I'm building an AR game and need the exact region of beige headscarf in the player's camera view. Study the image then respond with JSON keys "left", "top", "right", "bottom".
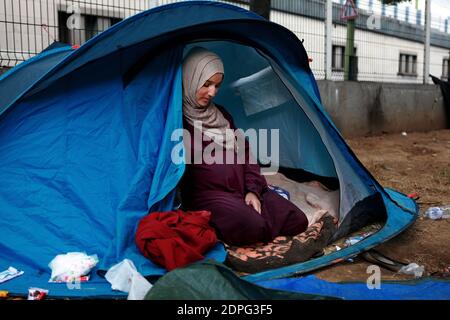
{"left": 182, "top": 47, "right": 236, "bottom": 150}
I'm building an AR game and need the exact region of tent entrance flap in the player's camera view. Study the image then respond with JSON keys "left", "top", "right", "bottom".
{"left": 182, "top": 40, "right": 388, "bottom": 240}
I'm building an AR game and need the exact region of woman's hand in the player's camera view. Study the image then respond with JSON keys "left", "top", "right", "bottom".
{"left": 245, "top": 192, "right": 261, "bottom": 214}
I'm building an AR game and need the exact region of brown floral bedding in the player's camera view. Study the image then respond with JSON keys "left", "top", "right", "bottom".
{"left": 225, "top": 215, "right": 337, "bottom": 274}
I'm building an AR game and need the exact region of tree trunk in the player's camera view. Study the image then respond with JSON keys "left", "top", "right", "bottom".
{"left": 249, "top": 0, "right": 271, "bottom": 20}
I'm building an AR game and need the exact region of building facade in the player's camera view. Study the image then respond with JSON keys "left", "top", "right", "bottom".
{"left": 1, "top": 0, "right": 449, "bottom": 83}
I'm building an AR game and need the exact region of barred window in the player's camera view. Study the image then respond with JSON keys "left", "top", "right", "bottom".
{"left": 332, "top": 45, "right": 345, "bottom": 71}
{"left": 398, "top": 53, "right": 417, "bottom": 76}
{"left": 332, "top": 45, "right": 356, "bottom": 71}
{"left": 442, "top": 58, "right": 449, "bottom": 80}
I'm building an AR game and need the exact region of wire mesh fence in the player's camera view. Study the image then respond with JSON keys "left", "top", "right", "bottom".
{"left": 0, "top": 0, "right": 151, "bottom": 71}
{"left": 1, "top": 0, "right": 449, "bottom": 83}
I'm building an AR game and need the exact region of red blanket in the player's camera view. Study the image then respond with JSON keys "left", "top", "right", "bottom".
{"left": 135, "top": 209, "right": 217, "bottom": 271}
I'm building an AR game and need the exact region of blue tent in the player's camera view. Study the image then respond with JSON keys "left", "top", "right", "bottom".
{"left": 257, "top": 275, "right": 450, "bottom": 300}
{"left": 0, "top": 1, "right": 418, "bottom": 298}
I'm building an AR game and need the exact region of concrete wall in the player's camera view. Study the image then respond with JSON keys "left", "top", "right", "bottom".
{"left": 318, "top": 80, "right": 447, "bottom": 137}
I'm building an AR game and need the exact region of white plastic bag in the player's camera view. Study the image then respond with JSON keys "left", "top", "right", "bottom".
{"left": 398, "top": 263, "right": 425, "bottom": 278}
{"left": 424, "top": 206, "right": 450, "bottom": 220}
{"left": 0, "top": 266, "right": 24, "bottom": 284}
{"left": 48, "top": 252, "right": 98, "bottom": 282}
{"left": 105, "top": 259, "right": 152, "bottom": 300}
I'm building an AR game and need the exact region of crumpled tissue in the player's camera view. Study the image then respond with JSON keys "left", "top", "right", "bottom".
{"left": 105, "top": 259, "right": 153, "bottom": 300}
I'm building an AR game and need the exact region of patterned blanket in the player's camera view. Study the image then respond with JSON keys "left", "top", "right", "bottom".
{"left": 225, "top": 215, "right": 337, "bottom": 274}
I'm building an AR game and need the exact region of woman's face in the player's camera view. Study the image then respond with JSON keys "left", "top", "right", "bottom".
{"left": 196, "top": 73, "right": 224, "bottom": 107}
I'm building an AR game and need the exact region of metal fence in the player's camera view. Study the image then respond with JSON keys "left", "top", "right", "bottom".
{"left": 1, "top": 0, "right": 449, "bottom": 83}
{"left": 0, "top": 0, "right": 151, "bottom": 71}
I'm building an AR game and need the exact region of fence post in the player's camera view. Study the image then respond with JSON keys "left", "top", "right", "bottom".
{"left": 325, "top": 0, "right": 333, "bottom": 80}
{"left": 448, "top": 52, "right": 450, "bottom": 81}
{"left": 423, "top": 0, "right": 431, "bottom": 84}
{"left": 344, "top": 19, "right": 355, "bottom": 81}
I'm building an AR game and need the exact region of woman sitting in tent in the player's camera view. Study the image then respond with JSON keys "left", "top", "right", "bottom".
{"left": 179, "top": 47, "right": 310, "bottom": 246}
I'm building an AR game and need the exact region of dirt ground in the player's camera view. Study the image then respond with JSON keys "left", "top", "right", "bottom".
{"left": 312, "top": 129, "right": 450, "bottom": 282}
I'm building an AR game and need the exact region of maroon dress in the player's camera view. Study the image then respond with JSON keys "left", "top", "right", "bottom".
{"left": 180, "top": 106, "right": 308, "bottom": 246}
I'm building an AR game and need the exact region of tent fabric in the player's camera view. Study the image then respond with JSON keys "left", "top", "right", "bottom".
{"left": 0, "top": 44, "right": 74, "bottom": 117}
{"left": 0, "top": 269, "right": 128, "bottom": 299}
{"left": 41, "top": 41, "right": 74, "bottom": 53}
{"left": 0, "top": 43, "right": 226, "bottom": 297}
{"left": 19, "top": 2, "right": 269, "bottom": 101}
{"left": 257, "top": 275, "right": 450, "bottom": 300}
{"left": 144, "top": 261, "right": 340, "bottom": 300}
{"left": 0, "top": 1, "right": 418, "bottom": 298}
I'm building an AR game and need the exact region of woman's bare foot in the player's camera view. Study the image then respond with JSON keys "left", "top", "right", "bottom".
{"left": 308, "top": 209, "right": 338, "bottom": 226}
